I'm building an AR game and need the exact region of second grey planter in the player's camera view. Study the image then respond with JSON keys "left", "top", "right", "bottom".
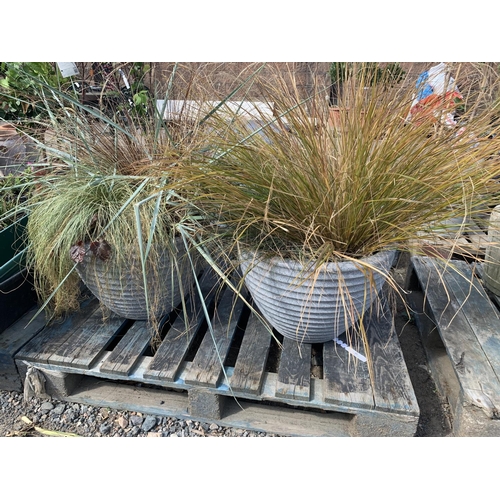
{"left": 239, "top": 249, "right": 396, "bottom": 343}
{"left": 75, "top": 238, "right": 194, "bottom": 320}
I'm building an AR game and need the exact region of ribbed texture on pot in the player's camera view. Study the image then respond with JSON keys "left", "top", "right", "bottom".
{"left": 239, "top": 250, "right": 396, "bottom": 343}
{"left": 75, "top": 239, "right": 193, "bottom": 320}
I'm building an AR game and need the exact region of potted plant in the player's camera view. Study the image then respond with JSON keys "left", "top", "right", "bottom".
{"left": 177, "top": 63, "right": 500, "bottom": 350}
{"left": 3, "top": 64, "right": 225, "bottom": 339}
{"left": 6, "top": 62, "right": 269, "bottom": 346}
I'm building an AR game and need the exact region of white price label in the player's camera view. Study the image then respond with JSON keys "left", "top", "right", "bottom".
{"left": 334, "top": 338, "right": 367, "bottom": 362}
{"left": 57, "top": 62, "right": 79, "bottom": 78}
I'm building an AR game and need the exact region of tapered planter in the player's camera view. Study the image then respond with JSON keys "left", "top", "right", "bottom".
{"left": 75, "top": 238, "right": 194, "bottom": 320}
{"left": 239, "top": 249, "right": 396, "bottom": 343}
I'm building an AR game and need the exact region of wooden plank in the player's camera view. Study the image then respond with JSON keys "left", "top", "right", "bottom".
{"left": 0, "top": 307, "right": 47, "bottom": 357}
{"left": 143, "top": 268, "right": 220, "bottom": 382}
{"left": 472, "top": 213, "right": 490, "bottom": 231}
{"left": 65, "top": 377, "right": 356, "bottom": 437}
{"left": 436, "top": 260, "right": 500, "bottom": 377}
{"left": 411, "top": 216, "right": 488, "bottom": 258}
{"left": 15, "top": 298, "right": 100, "bottom": 364}
{"left": 47, "top": 309, "right": 129, "bottom": 369}
{"left": 183, "top": 284, "right": 246, "bottom": 388}
{"left": 275, "top": 337, "right": 311, "bottom": 401}
{"left": 412, "top": 256, "right": 500, "bottom": 415}
{"left": 366, "top": 296, "right": 420, "bottom": 415}
{"left": 99, "top": 320, "right": 151, "bottom": 375}
{"left": 463, "top": 217, "right": 487, "bottom": 254}
{"left": 229, "top": 312, "right": 273, "bottom": 395}
{"left": 0, "top": 307, "right": 47, "bottom": 392}
{"left": 322, "top": 336, "right": 373, "bottom": 410}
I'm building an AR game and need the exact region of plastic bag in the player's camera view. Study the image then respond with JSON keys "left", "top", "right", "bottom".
{"left": 407, "top": 62, "right": 463, "bottom": 127}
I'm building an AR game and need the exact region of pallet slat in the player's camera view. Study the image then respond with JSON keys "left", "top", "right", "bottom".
{"left": 275, "top": 338, "right": 311, "bottom": 401}
{"left": 323, "top": 337, "right": 373, "bottom": 409}
{"left": 47, "top": 309, "right": 128, "bottom": 369}
{"left": 367, "top": 297, "right": 419, "bottom": 414}
{"left": 143, "top": 269, "right": 220, "bottom": 382}
{"left": 411, "top": 256, "right": 500, "bottom": 415}
{"left": 15, "top": 298, "right": 100, "bottom": 364}
{"left": 100, "top": 320, "right": 151, "bottom": 375}
{"left": 183, "top": 285, "right": 245, "bottom": 387}
{"left": 442, "top": 260, "right": 500, "bottom": 373}
{"left": 229, "top": 312, "right": 273, "bottom": 395}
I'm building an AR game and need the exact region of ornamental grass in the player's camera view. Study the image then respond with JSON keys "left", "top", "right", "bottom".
{"left": 177, "top": 63, "right": 500, "bottom": 265}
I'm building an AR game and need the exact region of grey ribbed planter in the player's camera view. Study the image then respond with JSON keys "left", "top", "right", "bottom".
{"left": 75, "top": 238, "right": 193, "bottom": 320}
{"left": 239, "top": 249, "right": 396, "bottom": 343}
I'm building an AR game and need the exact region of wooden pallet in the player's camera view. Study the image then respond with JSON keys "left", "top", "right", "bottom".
{"left": 406, "top": 255, "right": 500, "bottom": 436}
{"left": 14, "top": 268, "right": 419, "bottom": 437}
{"left": 411, "top": 216, "right": 489, "bottom": 259}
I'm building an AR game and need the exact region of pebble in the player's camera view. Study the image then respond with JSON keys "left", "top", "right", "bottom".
{"left": 117, "top": 416, "right": 128, "bottom": 429}
{"left": 141, "top": 416, "right": 157, "bottom": 432}
{"left": 64, "top": 410, "right": 76, "bottom": 422}
{"left": 52, "top": 404, "right": 66, "bottom": 415}
{"left": 0, "top": 390, "right": 282, "bottom": 437}
{"left": 40, "top": 402, "right": 54, "bottom": 413}
{"left": 128, "top": 426, "right": 140, "bottom": 437}
{"left": 129, "top": 415, "right": 143, "bottom": 427}
{"left": 99, "top": 423, "right": 112, "bottom": 435}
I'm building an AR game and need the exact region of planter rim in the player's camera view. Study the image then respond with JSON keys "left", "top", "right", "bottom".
{"left": 239, "top": 248, "right": 396, "bottom": 274}
{"left": 0, "top": 214, "right": 29, "bottom": 236}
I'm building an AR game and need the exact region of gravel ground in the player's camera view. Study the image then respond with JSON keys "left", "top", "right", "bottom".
{"left": 0, "top": 390, "right": 279, "bottom": 437}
